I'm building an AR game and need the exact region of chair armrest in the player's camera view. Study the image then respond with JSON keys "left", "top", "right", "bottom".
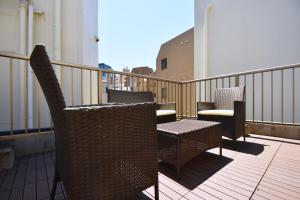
{"left": 197, "top": 102, "right": 215, "bottom": 111}
{"left": 157, "top": 102, "right": 176, "bottom": 110}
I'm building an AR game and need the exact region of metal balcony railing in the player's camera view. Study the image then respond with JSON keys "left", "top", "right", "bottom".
{"left": 0, "top": 52, "right": 299, "bottom": 135}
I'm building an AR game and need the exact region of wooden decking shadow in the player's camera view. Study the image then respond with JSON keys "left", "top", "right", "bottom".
{"left": 222, "top": 139, "right": 266, "bottom": 155}
{"left": 159, "top": 152, "right": 232, "bottom": 190}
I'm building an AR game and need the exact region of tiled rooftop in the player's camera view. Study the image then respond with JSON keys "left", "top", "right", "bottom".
{"left": 0, "top": 134, "right": 299, "bottom": 200}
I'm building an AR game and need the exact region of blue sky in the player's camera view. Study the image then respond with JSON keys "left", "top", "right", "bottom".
{"left": 98, "top": 0, "right": 194, "bottom": 71}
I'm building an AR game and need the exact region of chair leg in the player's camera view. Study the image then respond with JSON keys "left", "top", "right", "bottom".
{"left": 154, "top": 183, "right": 159, "bottom": 200}
{"left": 50, "top": 170, "right": 60, "bottom": 200}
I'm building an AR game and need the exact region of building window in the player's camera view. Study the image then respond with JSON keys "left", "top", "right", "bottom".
{"left": 162, "top": 88, "right": 167, "bottom": 99}
{"left": 161, "top": 58, "right": 167, "bottom": 70}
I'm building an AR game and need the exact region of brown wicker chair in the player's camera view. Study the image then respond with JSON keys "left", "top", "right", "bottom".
{"left": 107, "top": 89, "right": 176, "bottom": 124}
{"left": 197, "top": 86, "right": 246, "bottom": 141}
{"left": 30, "top": 45, "right": 159, "bottom": 200}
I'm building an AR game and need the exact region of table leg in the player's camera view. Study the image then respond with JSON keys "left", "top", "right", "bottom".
{"left": 176, "top": 138, "right": 181, "bottom": 180}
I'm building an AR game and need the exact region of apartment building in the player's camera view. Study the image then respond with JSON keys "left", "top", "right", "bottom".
{"left": 155, "top": 28, "right": 195, "bottom": 116}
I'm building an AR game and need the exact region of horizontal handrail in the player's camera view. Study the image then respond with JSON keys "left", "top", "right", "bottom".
{"left": 0, "top": 52, "right": 180, "bottom": 84}
{"left": 183, "top": 63, "right": 300, "bottom": 83}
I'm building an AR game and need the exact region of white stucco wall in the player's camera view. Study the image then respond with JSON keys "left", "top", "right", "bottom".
{"left": 0, "top": 0, "right": 98, "bottom": 131}
{"left": 195, "top": 0, "right": 300, "bottom": 78}
{"left": 194, "top": 0, "right": 300, "bottom": 124}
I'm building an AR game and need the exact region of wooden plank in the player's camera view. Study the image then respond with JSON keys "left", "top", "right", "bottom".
{"left": 159, "top": 174, "right": 189, "bottom": 196}
{"left": 256, "top": 185, "right": 299, "bottom": 200}
{"left": 0, "top": 160, "right": 19, "bottom": 191}
{"left": 37, "top": 179, "right": 50, "bottom": 200}
{"left": 12, "top": 157, "right": 27, "bottom": 188}
{"left": 23, "top": 183, "right": 36, "bottom": 200}
{"left": 158, "top": 183, "right": 182, "bottom": 200}
{"left": 259, "top": 180, "right": 300, "bottom": 198}
{"left": 183, "top": 191, "right": 205, "bottom": 200}
{"left": 197, "top": 184, "right": 236, "bottom": 200}
{"left": 0, "top": 190, "right": 10, "bottom": 200}
{"left": 190, "top": 188, "right": 220, "bottom": 200}
{"left": 203, "top": 180, "right": 249, "bottom": 200}
{"left": 9, "top": 187, "right": 23, "bottom": 200}
{"left": 250, "top": 194, "right": 268, "bottom": 200}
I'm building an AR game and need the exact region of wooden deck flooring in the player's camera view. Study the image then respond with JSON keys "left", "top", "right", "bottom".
{"left": 0, "top": 134, "right": 299, "bottom": 200}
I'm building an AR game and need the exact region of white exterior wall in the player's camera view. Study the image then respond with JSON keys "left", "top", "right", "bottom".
{"left": 194, "top": 0, "right": 300, "bottom": 124}
{"left": 0, "top": 0, "right": 98, "bottom": 131}
{"left": 195, "top": 0, "right": 300, "bottom": 78}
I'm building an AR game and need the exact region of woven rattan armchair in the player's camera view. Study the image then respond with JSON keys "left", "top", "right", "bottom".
{"left": 197, "top": 86, "right": 246, "bottom": 141}
{"left": 30, "top": 45, "right": 159, "bottom": 200}
{"left": 107, "top": 89, "right": 176, "bottom": 124}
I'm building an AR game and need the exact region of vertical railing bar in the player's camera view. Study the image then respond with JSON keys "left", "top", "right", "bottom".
{"left": 113, "top": 73, "right": 116, "bottom": 90}
{"left": 60, "top": 65, "right": 64, "bottom": 92}
{"left": 37, "top": 79, "right": 40, "bottom": 133}
{"left": 142, "top": 77, "right": 144, "bottom": 92}
{"left": 98, "top": 71, "right": 103, "bottom": 104}
{"left": 244, "top": 75, "right": 247, "bottom": 119}
{"left": 204, "top": 81, "right": 206, "bottom": 102}
{"left": 106, "top": 72, "right": 110, "bottom": 91}
{"left": 253, "top": 73, "right": 255, "bottom": 122}
{"left": 71, "top": 68, "right": 74, "bottom": 105}
{"left": 156, "top": 80, "right": 159, "bottom": 102}
{"left": 271, "top": 71, "right": 273, "bottom": 123}
{"left": 9, "top": 58, "right": 13, "bottom": 134}
{"left": 97, "top": 71, "right": 100, "bottom": 104}
{"left": 222, "top": 78, "right": 224, "bottom": 88}
{"left": 137, "top": 77, "right": 140, "bottom": 92}
{"left": 81, "top": 68, "right": 83, "bottom": 104}
{"left": 281, "top": 70, "right": 284, "bottom": 124}
{"left": 146, "top": 78, "right": 149, "bottom": 91}
{"left": 210, "top": 80, "right": 212, "bottom": 102}
{"left": 90, "top": 70, "right": 92, "bottom": 104}
{"left": 190, "top": 83, "right": 192, "bottom": 118}
{"left": 25, "top": 61, "right": 28, "bottom": 133}
{"left": 292, "top": 67, "right": 295, "bottom": 125}
{"left": 216, "top": 79, "right": 218, "bottom": 89}
{"left": 168, "top": 82, "right": 170, "bottom": 102}
{"left": 262, "top": 72, "right": 264, "bottom": 123}
{"left": 181, "top": 83, "right": 183, "bottom": 118}
{"left": 160, "top": 81, "right": 163, "bottom": 103}
{"left": 194, "top": 82, "right": 197, "bottom": 117}
{"left": 229, "top": 76, "right": 231, "bottom": 88}
{"left": 185, "top": 83, "right": 187, "bottom": 117}
{"left": 126, "top": 75, "right": 129, "bottom": 91}
{"left": 120, "top": 74, "right": 123, "bottom": 91}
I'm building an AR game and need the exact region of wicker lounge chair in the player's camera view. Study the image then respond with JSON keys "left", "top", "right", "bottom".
{"left": 30, "top": 45, "right": 159, "bottom": 200}
{"left": 107, "top": 89, "right": 176, "bottom": 124}
{"left": 197, "top": 86, "right": 246, "bottom": 141}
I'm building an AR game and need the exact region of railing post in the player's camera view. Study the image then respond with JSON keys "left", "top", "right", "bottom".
{"left": 235, "top": 75, "right": 239, "bottom": 87}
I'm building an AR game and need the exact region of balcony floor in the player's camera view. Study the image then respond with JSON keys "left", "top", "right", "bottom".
{"left": 0, "top": 134, "right": 299, "bottom": 200}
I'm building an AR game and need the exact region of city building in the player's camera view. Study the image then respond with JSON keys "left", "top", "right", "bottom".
{"left": 156, "top": 28, "right": 195, "bottom": 116}
{"left": 156, "top": 28, "right": 194, "bottom": 82}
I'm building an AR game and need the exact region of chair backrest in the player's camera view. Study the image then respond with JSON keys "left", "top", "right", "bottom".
{"left": 107, "top": 89, "right": 154, "bottom": 104}
{"left": 29, "top": 45, "right": 66, "bottom": 175}
{"left": 214, "top": 86, "right": 245, "bottom": 109}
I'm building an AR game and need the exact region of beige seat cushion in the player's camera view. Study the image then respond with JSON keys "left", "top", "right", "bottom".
{"left": 156, "top": 110, "right": 176, "bottom": 116}
{"left": 198, "top": 109, "right": 234, "bottom": 116}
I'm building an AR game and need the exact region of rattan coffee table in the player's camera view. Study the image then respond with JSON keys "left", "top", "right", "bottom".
{"left": 157, "top": 119, "right": 222, "bottom": 179}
